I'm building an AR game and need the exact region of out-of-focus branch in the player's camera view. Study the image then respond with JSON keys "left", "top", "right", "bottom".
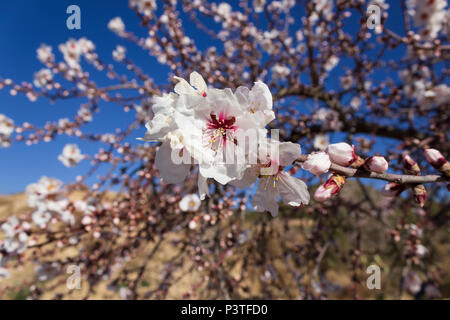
{"left": 275, "top": 85, "right": 428, "bottom": 141}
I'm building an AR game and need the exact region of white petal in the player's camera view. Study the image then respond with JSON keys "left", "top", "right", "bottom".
{"left": 278, "top": 142, "right": 302, "bottom": 166}
{"left": 189, "top": 71, "right": 207, "bottom": 94}
{"left": 198, "top": 174, "right": 210, "bottom": 200}
{"left": 230, "top": 167, "right": 258, "bottom": 189}
{"left": 199, "top": 163, "right": 234, "bottom": 185}
{"left": 278, "top": 172, "right": 310, "bottom": 206}
{"left": 252, "top": 179, "right": 279, "bottom": 217}
{"left": 155, "top": 141, "right": 190, "bottom": 184}
{"left": 174, "top": 76, "right": 196, "bottom": 95}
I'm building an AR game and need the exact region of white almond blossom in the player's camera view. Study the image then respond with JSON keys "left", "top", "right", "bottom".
{"left": 232, "top": 141, "right": 310, "bottom": 217}
{"left": 324, "top": 55, "right": 339, "bottom": 71}
{"left": 78, "top": 108, "right": 93, "bottom": 122}
{"left": 108, "top": 17, "right": 125, "bottom": 34}
{"left": 215, "top": 2, "right": 232, "bottom": 24}
{"left": 403, "top": 271, "right": 422, "bottom": 295}
{"left": 173, "top": 81, "right": 272, "bottom": 184}
{"left": 37, "top": 44, "right": 53, "bottom": 63}
{"left": 407, "top": 0, "right": 448, "bottom": 39}
{"left": 0, "top": 114, "right": 14, "bottom": 148}
{"left": 25, "top": 177, "right": 74, "bottom": 228}
{"left": 313, "top": 133, "right": 329, "bottom": 151}
{"left": 26, "top": 176, "right": 63, "bottom": 202}
{"left": 253, "top": 0, "right": 266, "bottom": 13}
{"left": 421, "top": 84, "right": 450, "bottom": 107}
{"left": 33, "top": 68, "right": 53, "bottom": 88}
{"left": 58, "top": 38, "right": 82, "bottom": 69}
{"left": 141, "top": 72, "right": 275, "bottom": 187}
{"left": 271, "top": 64, "right": 290, "bottom": 80}
{"left": 130, "top": 0, "right": 157, "bottom": 16}
{"left": 179, "top": 194, "right": 202, "bottom": 212}
{"left": 1, "top": 217, "right": 29, "bottom": 254}
{"left": 58, "top": 144, "right": 85, "bottom": 167}
{"left": 139, "top": 71, "right": 310, "bottom": 212}
{"left": 113, "top": 45, "right": 126, "bottom": 62}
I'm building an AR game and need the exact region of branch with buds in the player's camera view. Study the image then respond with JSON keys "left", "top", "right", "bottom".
{"left": 296, "top": 154, "right": 449, "bottom": 185}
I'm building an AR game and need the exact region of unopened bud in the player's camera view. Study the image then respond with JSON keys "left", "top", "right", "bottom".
{"left": 326, "top": 143, "right": 358, "bottom": 167}
{"left": 301, "top": 152, "right": 331, "bottom": 176}
{"left": 424, "top": 148, "right": 446, "bottom": 169}
{"left": 413, "top": 184, "right": 426, "bottom": 208}
{"left": 364, "top": 156, "right": 389, "bottom": 173}
{"left": 402, "top": 153, "right": 420, "bottom": 175}
{"left": 381, "top": 182, "right": 406, "bottom": 197}
{"left": 314, "top": 175, "right": 346, "bottom": 202}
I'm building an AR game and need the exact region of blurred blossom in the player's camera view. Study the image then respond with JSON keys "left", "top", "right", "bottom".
{"left": 108, "top": 17, "right": 125, "bottom": 34}
{"left": 58, "top": 38, "right": 82, "bottom": 69}
{"left": 407, "top": 0, "right": 448, "bottom": 39}
{"left": 36, "top": 44, "right": 54, "bottom": 63}
{"left": 33, "top": 68, "right": 53, "bottom": 88}
{"left": 313, "top": 134, "right": 329, "bottom": 151}
{"left": 271, "top": 64, "right": 290, "bottom": 80}
{"left": 58, "top": 144, "right": 85, "bottom": 167}
{"left": 113, "top": 45, "right": 126, "bottom": 62}
{"left": 1, "top": 217, "right": 29, "bottom": 253}
{"left": 403, "top": 271, "right": 422, "bottom": 295}
{"left": 253, "top": 0, "right": 266, "bottom": 12}
{"left": 324, "top": 55, "right": 339, "bottom": 71}
{"left": 179, "top": 194, "right": 201, "bottom": 212}
{"left": 0, "top": 114, "right": 14, "bottom": 148}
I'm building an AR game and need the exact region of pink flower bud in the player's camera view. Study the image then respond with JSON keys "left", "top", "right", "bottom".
{"left": 402, "top": 153, "right": 420, "bottom": 175}
{"left": 314, "top": 185, "right": 333, "bottom": 202}
{"left": 364, "top": 156, "right": 388, "bottom": 173}
{"left": 314, "top": 175, "right": 346, "bottom": 202}
{"left": 381, "top": 182, "right": 406, "bottom": 197}
{"left": 413, "top": 184, "right": 426, "bottom": 208}
{"left": 301, "top": 152, "right": 331, "bottom": 176}
{"left": 424, "top": 148, "right": 446, "bottom": 169}
{"left": 326, "top": 142, "right": 358, "bottom": 167}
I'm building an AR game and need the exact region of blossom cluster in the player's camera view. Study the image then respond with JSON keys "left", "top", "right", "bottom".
{"left": 25, "top": 177, "right": 75, "bottom": 228}
{"left": 57, "top": 144, "right": 85, "bottom": 167}
{"left": 140, "top": 71, "right": 310, "bottom": 216}
{"left": 407, "top": 0, "right": 448, "bottom": 39}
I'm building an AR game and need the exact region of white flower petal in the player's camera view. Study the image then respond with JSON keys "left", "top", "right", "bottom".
{"left": 189, "top": 71, "right": 207, "bottom": 95}
{"left": 155, "top": 141, "right": 190, "bottom": 184}
{"left": 278, "top": 142, "right": 302, "bottom": 166}
{"left": 252, "top": 179, "right": 279, "bottom": 216}
{"left": 198, "top": 174, "right": 210, "bottom": 200}
{"left": 174, "top": 76, "right": 197, "bottom": 95}
{"left": 278, "top": 172, "right": 310, "bottom": 206}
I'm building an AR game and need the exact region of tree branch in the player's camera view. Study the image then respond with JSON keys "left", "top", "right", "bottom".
{"left": 296, "top": 154, "right": 449, "bottom": 184}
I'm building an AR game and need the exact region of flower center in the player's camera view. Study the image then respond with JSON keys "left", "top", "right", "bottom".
{"left": 205, "top": 112, "right": 237, "bottom": 151}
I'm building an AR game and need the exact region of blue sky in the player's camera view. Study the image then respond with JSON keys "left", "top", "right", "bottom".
{"left": 0, "top": 0, "right": 167, "bottom": 194}
{"left": 0, "top": 1, "right": 417, "bottom": 194}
